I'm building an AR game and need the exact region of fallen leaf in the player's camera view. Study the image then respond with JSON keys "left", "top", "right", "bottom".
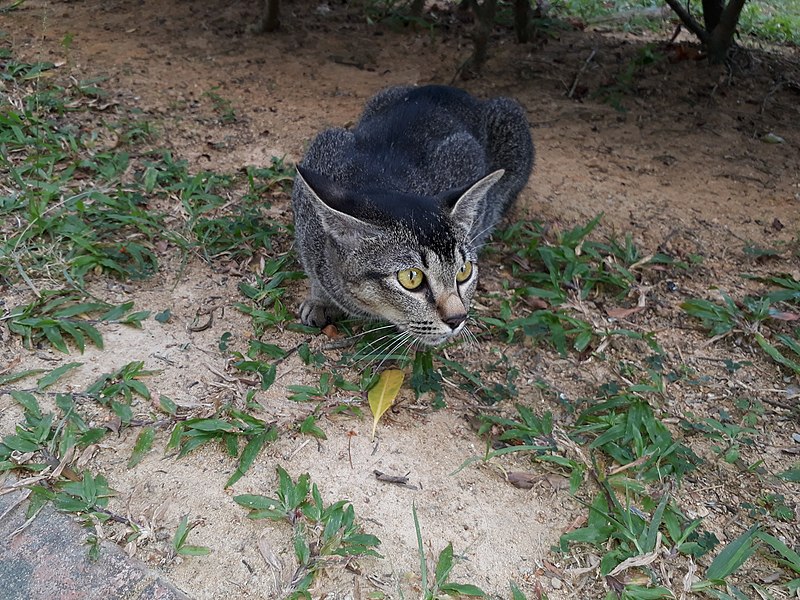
{"left": 608, "top": 533, "right": 663, "bottom": 576}
{"left": 525, "top": 297, "right": 550, "bottom": 310}
{"left": 606, "top": 306, "right": 645, "bottom": 319}
{"left": 507, "top": 471, "right": 538, "bottom": 489}
{"left": 258, "top": 535, "right": 284, "bottom": 572}
{"left": 368, "top": 369, "right": 404, "bottom": 440}
{"left": 761, "top": 132, "right": 785, "bottom": 144}
{"left": 769, "top": 310, "right": 800, "bottom": 321}
{"left": 543, "top": 474, "right": 570, "bottom": 490}
{"left": 564, "top": 514, "right": 587, "bottom": 533}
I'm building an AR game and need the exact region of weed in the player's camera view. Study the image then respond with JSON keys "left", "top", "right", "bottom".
{"left": 167, "top": 405, "right": 279, "bottom": 488}
{"left": 573, "top": 380, "right": 700, "bottom": 481}
{"left": 4, "top": 294, "right": 149, "bottom": 354}
{"left": 127, "top": 426, "right": 156, "bottom": 468}
{"left": 173, "top": 514, "right": 212, "bottom": 557}
{"left": 86, "top": 361, "right": 155, "bottom": 424}
{"left": 679, "top": 410, "right": 758, "bottom": 465}
{"left": 235, "top": 256, "right": 306, "bottom": 335}
{"left": 485, "top": 217, "right": 675, "bottom": 355}
{"left": 682, "top": 280, "right": 800, "bottom": 376}
{"left": 498, "top": 216, "right": 644, "bottom": 305}
{"left": 297, "top": 414, "right": 327, "bottom": 440}
{"left": 593, "top": 45, "right": 664, "bottom": 111}
{"left": 235, "top": 466, "right": 381, "bottom": 593}
{"left": 203, "top": 88, "right": 237, "bottom": 124}
{"left": 412, "top": 503, "right": 486, "bottom": 598}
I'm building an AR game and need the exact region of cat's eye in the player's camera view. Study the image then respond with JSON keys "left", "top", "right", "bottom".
{"left": 397, "top": 268, "right": 425, "bottom": 290}
{"left": 456, "top": 261, "right": 473, "bottom": 283}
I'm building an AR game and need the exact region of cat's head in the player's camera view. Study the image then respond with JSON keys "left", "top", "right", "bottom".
{"left": 295, "top": 166, "right": 504, "bottom": 346}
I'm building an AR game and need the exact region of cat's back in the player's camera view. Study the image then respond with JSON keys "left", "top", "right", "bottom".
{"left": 356, "top": 85, "right": 482, "bottom": 140}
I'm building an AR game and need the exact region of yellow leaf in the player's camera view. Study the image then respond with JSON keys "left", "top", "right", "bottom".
{"left": 368, "top": 369, "right": 404, "bottom": 440}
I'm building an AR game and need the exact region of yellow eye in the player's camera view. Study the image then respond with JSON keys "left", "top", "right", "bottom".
{"left": 456, "top": 261, "right": 473, "bottom": 283}
{"left": 397, "top": 268, "right": 425, "bottom": 290}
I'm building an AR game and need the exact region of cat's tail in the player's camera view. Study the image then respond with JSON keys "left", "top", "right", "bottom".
{"left": 478, "top": 98, "right": 534, "bottom": 243}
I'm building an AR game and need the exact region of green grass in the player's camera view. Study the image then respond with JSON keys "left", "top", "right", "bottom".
{"left": 682, "top": 275, "right": 800, "bottom": 377}
{"left": 235, "top": 466, "right": 382, "bottom": 594}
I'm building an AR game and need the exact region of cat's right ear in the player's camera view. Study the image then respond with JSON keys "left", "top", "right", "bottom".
{"left": 446, "top": 169, "right": 505, "bottom": 231}
{"left": 295, "top": 166, "right": 378, "bottom": 243}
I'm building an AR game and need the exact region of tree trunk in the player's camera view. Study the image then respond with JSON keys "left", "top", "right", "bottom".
{"left": 664, "top": 0, "right": 747, "bottom": 63}
{"left": 707, "top": 0, "right": 746, "bottom": 63}
{"left": 702, "top": 0, "right": 724, "bottom": 31}
{"left": 464, "top": 0, "right": 497, "bottom": 76}
{"left": 514, "top": 0, "right": 530, "bottom": 43}
{"left": 254, "top": 0, "right": 280, "bottom": 33}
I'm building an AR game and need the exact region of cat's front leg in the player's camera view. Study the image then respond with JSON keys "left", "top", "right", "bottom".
{"left": 299, "top": 282, "right": 344, "bottom": 328}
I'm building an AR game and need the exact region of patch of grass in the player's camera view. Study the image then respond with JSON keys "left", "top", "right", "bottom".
{"left": 172, "top": 156, "right": 294, "bottom": 262}
{"left": 682, "top": 275, "right": 800, "bottom": 376}
{"left": 738, "top": 0, "right": 800, "bottom": 45}
{"left": 0, "top": 366, "right": 156, "bottom": 557}
{"left": 173, "top": 514, "right": 212, "bottom": 557}
{"left": 167, "top": 404, "right": 279, "bottom": 488}
{"left": 0, "top": 62, "right": 167, "bottom": 285}
{"left": 593, "top": 44, "right": 664, "bottom": 112}
{"left": 485, "top": 217, "right": 678, "bottom": 355}
{"left": 235, "top": 256, "right": 306, "bottom": 335}
{"left": 1, "top": 52, "right": 293, "bottom": 304}
{"left": 412, "top": 503, "right": 486, "bottom": 598}
{"left": 86, "top": 360, "right": 155, "bottom": 424}
{"left": 498, "top": 216, "right": 653, "bottom": 304}
{"left": 5, "top": 294, "right": 150, "bottom": 353}
{"left": 203, "top": 87, "right": 237, "bottom": 124}
{"left": 572, "top": 378, "right": 701, "bottom": 481}
{"left": 235, "top": 466, "right": 381, "bottom": 594}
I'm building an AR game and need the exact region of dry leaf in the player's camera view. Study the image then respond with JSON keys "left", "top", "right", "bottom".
{"left": 322, "top": 324, "right": 340, "bottom": 338}
{"left": 770, "top": 310, "right": 800, "bottom": 321}
{"left": 258, "top": 535, "right": 284, "bottom": 572}
{"left": 608, "top": 532, "right": 662, "bottom": 577}
{"left": 606, "top": 306, "right": 644, "bottom": 319}
{"left": 507, "top": 471, "right": 538, "bottom": 489}
{"left": 368, "top": 369, "right": 404, "bottom": 440}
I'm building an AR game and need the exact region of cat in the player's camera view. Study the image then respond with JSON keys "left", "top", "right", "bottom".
{"left": 292, "top": 84, "right": 534, "bottom": 347}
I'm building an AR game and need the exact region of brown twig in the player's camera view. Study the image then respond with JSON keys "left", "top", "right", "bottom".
{"left": 567, "top": 49, "right": 597, "bottom": 99}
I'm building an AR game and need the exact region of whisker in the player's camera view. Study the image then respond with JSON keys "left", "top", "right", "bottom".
{"left": 351, "top": 327, "right": 413, "bottom": 372}
{"left": 375, "top": 331, "right": 413, "bottom": 372}
{"left": 351, "top": 333, "right": 398, "bottom": 370}
{"left": 468, "top": 223, "right": 498, "bottom": 247}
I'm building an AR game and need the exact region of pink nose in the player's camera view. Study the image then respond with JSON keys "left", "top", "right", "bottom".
{"left": 438, "top": 292, "right": 467, "bottom": 330}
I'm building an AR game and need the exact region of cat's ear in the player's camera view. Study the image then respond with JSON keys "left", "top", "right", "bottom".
{"left": 295, "top": 166, "right": 378, "bottom": 242}
{"left": 444, "top": 169, "right": 505, "bottom": 230}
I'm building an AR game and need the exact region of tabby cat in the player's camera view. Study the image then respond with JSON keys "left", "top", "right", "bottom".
{"left": 292, "top": 85, "right": 534, "bottom": 347}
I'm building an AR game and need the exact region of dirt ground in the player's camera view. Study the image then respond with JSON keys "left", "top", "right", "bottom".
{"left": 2, "top": 0, "right": 799, "bottom": 598}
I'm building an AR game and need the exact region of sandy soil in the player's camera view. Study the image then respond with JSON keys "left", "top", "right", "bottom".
{"left": 1, "top": 0, "right": 799, "bottom": 598}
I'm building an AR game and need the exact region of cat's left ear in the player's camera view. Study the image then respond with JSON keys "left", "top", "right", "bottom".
{"left": 444, "top": 169, "right": 505, "bottom": 230}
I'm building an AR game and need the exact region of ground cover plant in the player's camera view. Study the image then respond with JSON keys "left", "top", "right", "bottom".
{"left": 1, "top": 1, "right": 799, "bottom": 598}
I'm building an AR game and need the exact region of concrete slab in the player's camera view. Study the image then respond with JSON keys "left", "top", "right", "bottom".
{"left": 0, "top": 479, "right": 191, "bottom": 600}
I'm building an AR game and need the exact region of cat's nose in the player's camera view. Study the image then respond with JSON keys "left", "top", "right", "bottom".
{"left": 438, "top": 293, "right": 467, "bottom": 331}
{"left": 443, "top": 313, "right": 467, "bottom": 330}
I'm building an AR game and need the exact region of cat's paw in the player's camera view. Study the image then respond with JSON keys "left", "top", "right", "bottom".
{"left": 299, "top": 300, "right": 343, "bottom": 329}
